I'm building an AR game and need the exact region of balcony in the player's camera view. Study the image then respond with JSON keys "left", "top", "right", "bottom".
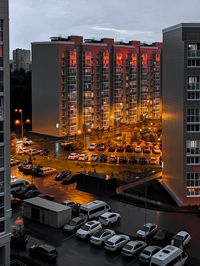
{"left": 188, "top": 50, "right": 200, "bottom": 58}
{"left": 188, "top": 83, "right": 200, "bottom": 91}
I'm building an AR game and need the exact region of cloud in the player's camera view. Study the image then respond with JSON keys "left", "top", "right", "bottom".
{"left": 91, "top": 26, "right": 153, "bottom": 36}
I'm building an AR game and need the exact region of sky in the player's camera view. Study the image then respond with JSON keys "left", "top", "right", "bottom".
{"left": 9, "top": 0, "right": 200, "bottom": 54}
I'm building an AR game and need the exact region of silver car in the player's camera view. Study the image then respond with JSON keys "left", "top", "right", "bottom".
{"left": 90, "top": 229, "right": 115, "bottom": 246}
{"left": 139, "top": 245, "right": 161, "bottom": 264}
{"left": 105, "top": 234, "right": 130, "bottom": 252}
{"left": 121, "top": 240, "right": 147, "bottom": 257}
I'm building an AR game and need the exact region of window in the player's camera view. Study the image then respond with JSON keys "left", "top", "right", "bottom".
{"left": 187, "top": 173, "right": 200, "bottom": 197}
{"left": 187, "top": 76, "right": 200, "bottom": 100}
{"left": 187, "top": 109, "right": 200, "bottom": 132}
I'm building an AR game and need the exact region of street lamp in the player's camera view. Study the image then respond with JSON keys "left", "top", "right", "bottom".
{"left": 15, "top": 109, "right": 23, "bottom": 138}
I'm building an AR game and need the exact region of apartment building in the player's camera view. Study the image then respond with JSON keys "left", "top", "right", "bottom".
{"left": 0, "top": 0, "right": 11, "bottom": 264}
{"left": 32, "top": 36, "right": 162, "bottom": 137}
{"left": 163, "top": 23, "right": 200, "bottom": 205}
{"left": 12, "top": 48, "right": 30, "bottom": 72}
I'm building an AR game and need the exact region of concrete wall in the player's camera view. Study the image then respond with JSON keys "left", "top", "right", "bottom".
{"left": 32, "top": 43, "right": 60, "bottom": 137}
{"left": 162, "top": 27, "right": 185, "bottom": 205}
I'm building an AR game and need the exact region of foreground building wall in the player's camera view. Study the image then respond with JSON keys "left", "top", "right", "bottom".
{"left": 163, "top": 23, "right": 200, "bottom": 205}
{"left": 32, "top": 36, "right": 162, "bottom": 137}
{"left": 0, "top": 0, "right": 11, "bottom": 264}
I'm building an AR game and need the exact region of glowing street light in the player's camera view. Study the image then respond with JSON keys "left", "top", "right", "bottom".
{"left": 15, "top": 109, "right": 31, "bottom": 138}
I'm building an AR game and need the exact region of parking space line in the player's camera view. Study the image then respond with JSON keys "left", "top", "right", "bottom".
{"left": 63, "top": 234, "right": 75, "bottom": 241}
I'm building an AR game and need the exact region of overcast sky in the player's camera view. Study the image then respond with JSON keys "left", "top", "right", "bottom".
{"left": 9, "top": 0, "right": 200, "bottom": 54}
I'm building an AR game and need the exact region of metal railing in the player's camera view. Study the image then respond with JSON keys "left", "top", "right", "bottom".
{"left": 188, "top": 50, "right": 200, "bottom": 58}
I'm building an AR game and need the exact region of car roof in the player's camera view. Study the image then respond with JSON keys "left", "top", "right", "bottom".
{"left": 176, "top": 231, "right": 189, "bottom": 237}
{"left": 39, "top": 244, "right": 56, "bottom": 252}
{"left": 86, "top": 220, "right": 99, "bottom": 226}
{"left": 126, "top": 240, "right": 145, "bottom": 247}
{"left": 109, "top": 234, "right": 126, "bottom": 242}
{"left": 143, "top": 245, "right": 160, "bottom": 252}
{"left": 144, "top": 223, "right": 155, "bottom": 227}
{"left": 100, "top": 212, "right": 116, "bottom": 218}
{"left": 72, "top": 217, "right": 83, "bottom": 222}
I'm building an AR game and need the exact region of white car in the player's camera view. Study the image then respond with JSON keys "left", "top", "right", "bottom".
{"left": 23, "top": 138, "right": 33, "bottom": 145}
{"left": 90, "top": 229, "right": 115, "bottom": 246}
{"left": 136, "top": 223, "right": 158, "bottom": 238}
{"left": 90, "top": 153, "right": 99, "bottom": 162}
{"left": 134, "top": 145, "right": 142, "bottom": 153}
{"left": 76, "top": 220, "right": 102, "bottom": 239}
{"left": 68, "top": 153, "right": 79, "bottom": 160}
{"left": 105, "top": 234, "right": 130, "bottom": 252}
{"left": 121, "top": 240, "right": 147, "bottom": 257}
{"left": 78, "top": 154, "right": 88, "bottom": 161}
{"left": 139, "top": 245, "right": 161, "bottom": 264}
{"left": 98, "top": 212, "right": 120, "bottom": 226}
{"left": 17, "top": 147, "right": 30, "bottom": 155}
{"left": 88, "top": 143, "right": 97, "bottom": 151}
{"left": 28, "top": 149, "right": 40, "bottom": 155}
{"left": 10, "top": 158, "right": 20, "bottom": 166}
{"left": 150, "top": 157, "right": 158, "bottom": 165}
{"left": 153, "top": 146, "right": 161, "bottom": 154}
{"left": 171, "top": 231, "right": 191, "bottom": 247}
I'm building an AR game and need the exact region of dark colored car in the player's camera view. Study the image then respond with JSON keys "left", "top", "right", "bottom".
{"left": 63, "top": 217, "right": 86, "bottom": 233}
{"left": 38, "top": 194, "right": 55, "bottom": 201}
{"left": 23, "top": 189, "right": 40, "bottom": 199}
{"left": 22, "top": 164, "right": 33, "bottom": 175}
{"left": 29, "top": 244, "right": 57, "bottom": 262}
{"left": 129, "top": 156, "right": 138, "bottom": 164}
{"left": 139, "top": 157, "right": 149, "bottom": 165}
{"left": 18, "top": 162, "right": 31, "bottom": 172}
{"left": 108, "top": 146, "right": 115, "bottom": 152}
{"left": 55, "top": 170, "right": 72, "bottom": 181}
{"left": 98, "top": 143, "right": 106, "bottom": 151}
{"left": 117, "top": 146, "right": 124, "bottom": 152}
{"left": 153, "top": 229, "right": 174, "bottom": 246}
{"left": 11, "top": 229, "right": 28, "bottom": 250}
{"left": 61, "top": 175, "right": 77, "bottom": 185}
{"left": 12, "top": 184, "right": 38, "bottom": 199}
{"left": 39, "top": 149, "right": 50, "bottom": 156}
{"left": 119, "top": 156, "right": 127, "bottom": 163}
{"left": 31, "top": 165, "right": 43, "bottom": 176}
{"left": 125, "top": 145, "right": 133, "bottom": 152}
{"left": 62, "top": 200, "right": 80, "bottom": 217}
{"left": 100, "top": 154, "right": 107, "bottom": 162}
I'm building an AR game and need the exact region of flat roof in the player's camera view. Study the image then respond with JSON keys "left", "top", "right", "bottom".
{"left": 23, "top": 197, "right": 70, "bottom": 212}
{"left": 163, "top": 23, "right": 200, "bottom": 33}
{"left": 152, "top": 245, "right": 181, "bottom": 260}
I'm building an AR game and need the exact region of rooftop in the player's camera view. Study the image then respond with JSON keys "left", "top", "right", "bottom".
{"left": 163, "top": 23, "right": 200, "bottom": 33}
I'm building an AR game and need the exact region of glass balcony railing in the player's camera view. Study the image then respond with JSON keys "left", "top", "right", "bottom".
{"left": 188, "top": 83, "right": 200, "bottom": 91}
{"left": 188, "top": 50, "right": 200, "bottom": 58}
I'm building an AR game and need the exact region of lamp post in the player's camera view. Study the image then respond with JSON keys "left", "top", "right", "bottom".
{"left": 15, "top": 109, "right": 23, "bottom": 138}
{"left": 144, "top": 180, "right": 147, "bottom": 243}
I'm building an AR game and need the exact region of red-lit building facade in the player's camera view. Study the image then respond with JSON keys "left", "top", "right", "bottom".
{"left": 32, "top": 36, "right": 162, "bottom": 137}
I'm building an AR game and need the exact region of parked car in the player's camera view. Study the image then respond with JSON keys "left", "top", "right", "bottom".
{"left": 121, "top": 240, "right": 147, "bottom": 257}
{"left": 100, "top": 154, "right": 107, "bottom": 162}
{"left": 10, "top": 158, "right": 20, "bottom": 166}
{"left": 90, "top": 153, "right": 99, "bottom": 162}
{"left": 98, "top": 212, "right": 120, "bottom": 226}
{"left": 136, "top": 223, "right": 158, "bottom": 238}
{"left": 17, "top": 147, "right": 30, "bottom": 155}
{"left": 78, "top": 154, "right": 88, "bottom": 161}
{"left": 108, "top": 146, "right": 115, "bottom": 152}
{"left": 31, "top": 165, "right": 43, "bottom": 176}
{"left": 153, "top": 146, "right": 161, "bottom": 154}
{"left": 134, "top": 145, "right": 142, "bottom": 153}
{"left": 119, "top": 155, "right": 127, "bottom": 164}
{"left": 90, "top": 229, "right": 115, "bottom": 246}
{"left": 139, "top": 245, "right": 161, "bottom": 264}
{"left": 55, "top": 170, "right": 71, "bottom": 181}
{"left": 61, "top": 175, "right": 77, "bottom": 185}
{"left": 63, "top": 217, "right": 86, "bottom": 234}
{"left": 22, "top": 164, "right": 33, "bottom": 175}
{"left": 61, "top": 200, "right": 80, "bottom": 216}
{"left": 28, "top": 149, "right": 40, "bottom": 155}
{"left": 29, "top": 244, "right": 57, "bottom": 262}
{"left": 23, "top": 189, "right": 40, "bottom": 199}
{"left": 150, "top": 157, "right": 158, "bottom": 165}
{"left": 88, "top": 143, "right": 97, "bottom": 151}
{"left": 68, "top": 153, "right": 79, "bottom": 160}
{"left": 98, "top": 143, "right": 106, "bottom": 151}
{"left": 38, "top": 193, "right": 55, "bottom": 201}
{"left": 139, "top": 157, "right": 149, "bottom": 165}
{"left": 105, "top": 234, "right": 130, "bottom": 252}
{"left": 76, "top": 220, "right": 102, "bottom": 239}
{"left": 22, "top": 138, "right": 32, "bottom": 146}
{"left": 153, "top": 229, "right": 174, "bottom": 245}
{"left": 37, "top": 167, "right": 57, "bottom": 177}
{"left": 117, "top": 145, "right": 124, "bottom": 152}
{"left": 171, "top": 231, "right": 191, "bottom": 247}
{"left": 12, "top": 184, "right": 38, "bottom": 199}
{"left": 129, "top": 156, "right": 138, "bottom": 164}
{"left": 143, "top": 146, "right": 151, "bottom": 153}
{"left": 109, "top": 155, "right": 117, "bottom": 163}
{"left": 39, "top": 149, "right": 49, "bottom": 156}
{"left": 125, "top": 145, "right": 133, "bottom": 152}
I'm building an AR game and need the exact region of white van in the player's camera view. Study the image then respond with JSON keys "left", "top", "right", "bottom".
{"left": 11, "top": 178, "right": 29, "bottom": 192}
{"left": 79, "top": 200, "right": 111, "bottom": 220}
{"left": 150, "top": 245, "right": 188, "bottom": 266}
{"left": 37, "top": 167, "right": 57, "bottom": 176}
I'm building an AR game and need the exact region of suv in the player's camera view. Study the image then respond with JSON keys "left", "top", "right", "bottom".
{"left": 76, "top": 220, "right": 102, "bottom": 239}
{"left": 29, "top": 244, "right": 57, "bottom": 262}
{"left": 88, "top": 143, "right": 97, "bottom": 151}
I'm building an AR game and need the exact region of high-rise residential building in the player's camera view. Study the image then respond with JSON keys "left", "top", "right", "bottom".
{"left": 32, "top": 36, "right": 162, "bottom": 137}
{"left": 163, "top": 23, "right": 200, "bottom": 206}
{"left": 0, "top": 0, "right": 11, "bottom": 264}
{"left": 13, "top": 48, "right": 30, "bottom": 72}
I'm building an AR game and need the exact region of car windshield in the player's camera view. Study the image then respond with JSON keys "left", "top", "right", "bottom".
{"left": 81, "top": 225, "right": 90, "bottom": 231}
{"left": 124, "top": 244, "right": 133, "bottom": 251}
{"left": 142, "top": 250, "right": 151, "bottom": 256}
{"left": 106, "top": 240, "right": 114, "bottom": 246}
{"left": 69, "top": 220, "right": 77, "bottom": 226}
{"left": 141, "top": 226, "right": 150, "bottom": 232}
{"left": 99, "top": 216, "right": 107, "bottom": 220}
{"left": 93, "top": 231, "right": 103, "bottom": 238}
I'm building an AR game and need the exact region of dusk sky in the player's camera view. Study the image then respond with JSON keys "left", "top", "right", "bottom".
{"left": 9, "top": 0, "right": 200, "bottom": 54}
